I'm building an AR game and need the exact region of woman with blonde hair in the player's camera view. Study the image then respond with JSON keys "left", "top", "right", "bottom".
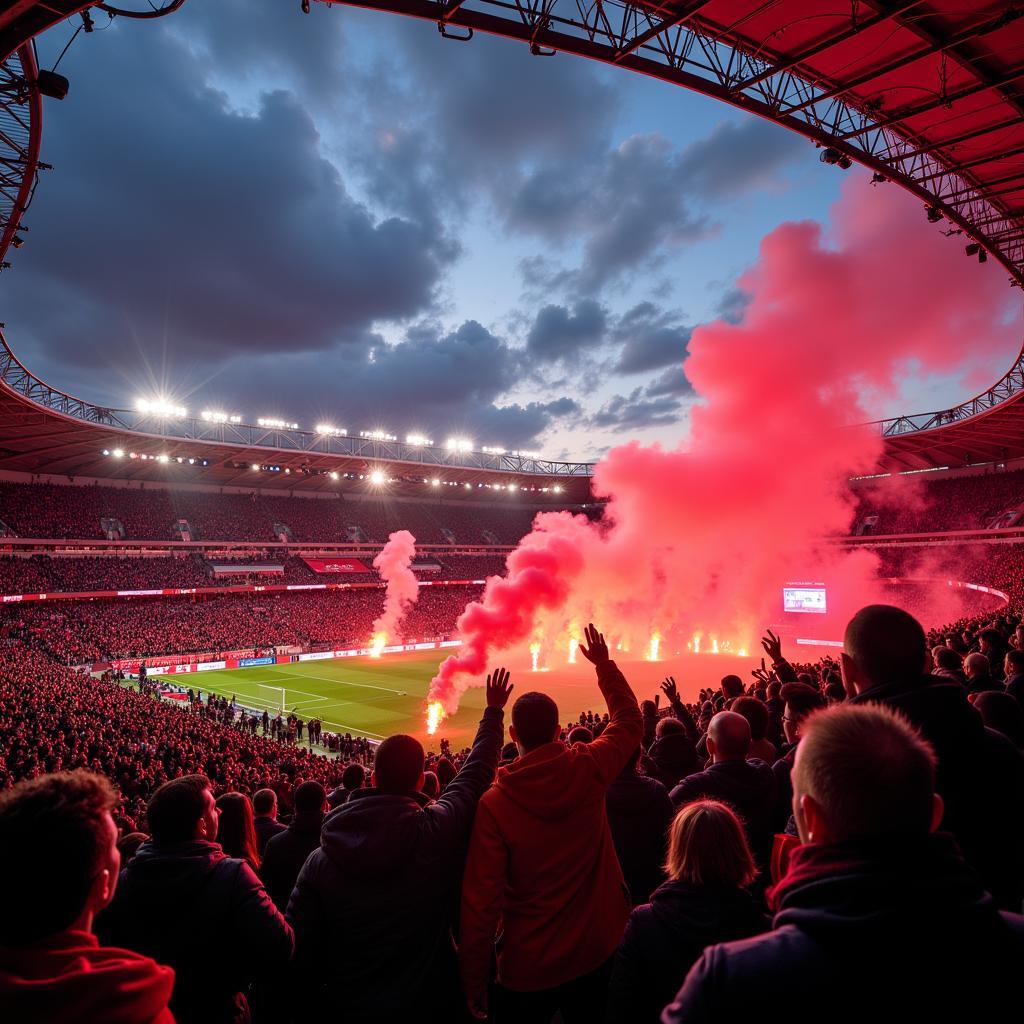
{"left": 608, "top": 800, "right": 768, "bottom": 1023}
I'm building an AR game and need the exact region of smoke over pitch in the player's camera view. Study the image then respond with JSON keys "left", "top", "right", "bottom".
{"left": 371, "top": 530, "right": 419, "bottom": 649}
{"left": 427, "top": 178, "right": 1019, "bottom": 717}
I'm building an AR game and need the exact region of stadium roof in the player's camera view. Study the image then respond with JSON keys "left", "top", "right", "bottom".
{"left": 0, "top": 2, "right": 1022, "bottom": 486}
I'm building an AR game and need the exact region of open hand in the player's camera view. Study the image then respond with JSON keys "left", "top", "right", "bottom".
{"left": 661, "top": 676, "right": 680, "bottom": 704}
{"left": 761, "top": 629, "right": 784, "bottom": 664}
{"left": 485, "top": 668, "right": 514, "bottom": 710}
{"left": 579, "top": 623, "right": 610, "bottom": 666}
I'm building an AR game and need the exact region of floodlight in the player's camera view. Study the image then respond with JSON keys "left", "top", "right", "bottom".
{"left": 370, "top": 470, "right": 386, "bottom": 485}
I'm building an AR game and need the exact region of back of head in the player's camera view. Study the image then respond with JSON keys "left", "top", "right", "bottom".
{"left": 1005, "top": 648, "right": 1024, "bottom": 675}
{"left": 421, "top": 771, "right": 440, "bottom": 800}
{"left": 568, "top": 726, "right": 593, "bottom": 745}
{"left": 721, "top": 675, "right": 744, "bottom": 700}
{"left": 732, "top": 696, "right": 769, "bottom": 741}
{"left": 964, "top": 651, "right": 989, "bottom": 678}
{"left": 844, "top": 604, "right": 927, "bottom": 688}
{"left": 708, "top": 711, "right": 751, "bottom": 761}
{"left": 0, "top": 771, "right": 116, "bottom": 946}
{"left": 934, "top": 646, "right": 963, "bottom": 672}
{"left": 511, "top": 691, "right": 560, "bottom": 752}
{"left": 294, "top": 780, "right": 326, "bottom": 817}
{"left": 657, "top": 717, "right": 686, "bottom": 739}
{"left": 215, "top": 792, "right": 257, "bottom": 859}
{"left": 147, "top": 774, "right": 211, "bottom": 845}
{"left": 665, "top": 800, "right": 756, "bottom": 888}
{"left": 793, "top": 704, "right": 935, "bottom": 841}
{"left": 252, "top": 788, "right": 277, "bottom": 816}
{"left": 974, "top": 691, "right": 1024, "bottom": 749}
{"left": 374, "top": 734, "right": 425, "bottom": 793}
{"left": 341, "top": 763, "right": 365, "bottom": 790}
{"left": 780, "top": 682, "right": 827, "bottom": 723}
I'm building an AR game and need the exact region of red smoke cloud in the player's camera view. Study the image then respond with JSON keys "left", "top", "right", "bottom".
{"left": 371, "top": 530, "right": 419, "bottom": 644}
{"left": 428, "top": 176, "right": 1020, "bottom": 714}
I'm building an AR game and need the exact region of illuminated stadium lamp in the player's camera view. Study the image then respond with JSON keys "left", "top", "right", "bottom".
{"left": 136, "top": 397, "right": 187, "bottom": 418}
{"left": 406, "top": 434, "right": 433, "bottom": 446}
{"left": 446, "top": 438, "right": 473, "bottom": 452}
{"left": 251, "top": 463, "right": 260, "bottom": 471}
{"left": 431, "top": 478, "right": 441, "bottom": 487}
{"left": 201, "top": 410, "right": 241, "bottom": 424}
{"left": 316, "top": 424, "right": 346, "bottom": 436}
{"left": 157, "top": 454, "right": 169, "bottom": 463}
{"left": 258, "top": 417, "right": 299, "bottom": 430}
{"left": 112, "top": 448, "right": 124, "bottom": 458}
{"left": 369, "top": 470, "right": 386, "bottom": 485}
{"left": 329, "top": 471, "right": 339, "bottom": 481}
{"left": 361, "top": 429, "right": 398, "bottom": 442}
{"left": 553, "top": 485, "right": 563, "bottom": 494}
{"left": 508, "top": 483, "right": 518, "bottom": 492}
{"left": 481, "top": 446, "right": 506, "bottom": 455}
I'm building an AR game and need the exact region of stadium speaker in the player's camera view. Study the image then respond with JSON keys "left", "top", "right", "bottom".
{"left": 37, "top": 71, "right": 69, "bottom": 101}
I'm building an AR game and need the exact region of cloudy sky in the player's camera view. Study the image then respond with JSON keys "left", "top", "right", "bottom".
{"left": 6, "top": 1, "right": 1011, "bottom": 461}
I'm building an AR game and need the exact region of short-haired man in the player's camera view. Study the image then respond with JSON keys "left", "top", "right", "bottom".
{"left": 669, "top": 711, "right": 776, "bottom": 871}
{"left": 252, "top": 787, "right": 286, "bottom": 855}
{"left": 260, "top": 780, "right": 326, "bottom": 911}
{"left": 964, "top": 651, "right": 1000, "bottom": 695}
{"left": 839, "top": 604, "right": 1024, "bottom": 909}
{"left": 771, "top": 681, "right": 826, "bottom": 831}
{"left": 663, "top": 704, "right": 1024, "bottom": 1023}
{"left": 287, "top": 669, "right": 512, "bottom": 1022}
{"left": 0, "top": 771, "right": 175, "bottom": 1024}
{"left": 326, "top": 762, "right": 366, "bottom": 809}
{"left": 460, "top": 625, "right": 643, "bottom": 1023}
{"left": 1005, "top": 647, "right": 1024, "bottom": 703}
{"left": 98, "top": 774, "right": 293, "bottom": 1023}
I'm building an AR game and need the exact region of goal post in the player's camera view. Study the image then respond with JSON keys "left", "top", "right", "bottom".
{"left": 257, "top": 685, "right": 286, "bottom": 714}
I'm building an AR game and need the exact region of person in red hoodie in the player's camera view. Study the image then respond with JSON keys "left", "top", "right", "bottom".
{"left": 0, "top": 770, "right": 175, "bottom": 1024}
{"left": 459, "top": 623, "right": 643, "bottom": 1022}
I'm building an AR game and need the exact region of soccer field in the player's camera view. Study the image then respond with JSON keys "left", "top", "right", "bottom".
{"left": 185, "top": 651, "right": 490, "bottom": 746}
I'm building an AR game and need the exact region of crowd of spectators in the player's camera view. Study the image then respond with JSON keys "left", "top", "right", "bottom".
{"left": 854, "top": 466, "right": 1024, "bottom": 535}
{"left": 2, "top": 584, "right": 485, "bottom": 664}
{"left": 0, "top": 480, "right": 558, "bottom": 544}
{"left": 1, "top": 604, "right": 1022, "bottom": 1023}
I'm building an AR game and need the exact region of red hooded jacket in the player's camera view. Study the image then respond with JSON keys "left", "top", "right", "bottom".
{"left": 459, "top": 661, "right": 643, "bottom": 993}
{"left": 0, "top": 930, "right": 175, "bottom": 1023}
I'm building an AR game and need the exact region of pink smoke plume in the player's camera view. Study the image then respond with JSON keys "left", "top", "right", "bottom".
{"left": 371, "top": 530, "right": 419, "bottom": 647}
{"left": 427, "top": 175, "right": 1019, "bottom": 716}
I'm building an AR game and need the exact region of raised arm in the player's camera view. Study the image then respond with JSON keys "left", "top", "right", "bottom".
{"left": 660, "top": 676, "right": 700, "bottom": 742}
{"left": 761, "top": 630, "right": 797, "bottom": 683}
{"left": 579, "top": 623, "right": 643, "bottom": 784}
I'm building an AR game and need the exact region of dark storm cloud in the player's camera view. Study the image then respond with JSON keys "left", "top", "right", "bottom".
{"left": 677, "top": 118, "right": 807, "bottom": 198}
{"left": 613, "top": 302, "right": 692, "bottom": 374}
{"left": 715, "top": 285, "right": 752, "bottom": 324}
{"left": 588, "top": 388, "right": 683, "bottom": 430}
{"left": 526, "top": 300, "right": 607, "bottom": 363}
{"left": 9, "top": 16, "right": 455, "bottom": 392}
{"left": 196, "top": 320, "right": 580, "bottom": 449}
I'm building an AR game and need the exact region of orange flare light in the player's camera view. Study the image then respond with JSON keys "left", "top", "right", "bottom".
{"left": 370, "top": 633, "right": 386, "bottom": 658}
{"left": 426, "top": 701, "right": 446, "bottom": 735}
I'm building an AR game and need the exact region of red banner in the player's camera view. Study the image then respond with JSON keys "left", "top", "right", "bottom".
{"left": 302, "top": 557, "right": 371, "bottom": 574}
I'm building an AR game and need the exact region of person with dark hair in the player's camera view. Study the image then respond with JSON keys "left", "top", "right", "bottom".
{"left": 979, "top": 627, "right": 1008, "bottom": 682}
{"left": 326, "top": 763, "right": 366, "bottom": 809}
{"left": 663, "top": 705, "right": 1024, "bottom": 1023}
{"left": 608, "top": 801, "right": 767, "bottom": 1024}
{"left": 932, "top": 644, "right": 967, "bottom": 684}
{"left": 720, "top": 674, "right": 745, "bottom": 701}
{"left": 287, "top": 669, "right": 511, "bottom": 1022}
{"left": 605, "top": 746, "right": 674, "bottom": 905}
{"left": 975, "top": 690, "right": 1024, "bottom": 750}
{"left": 117, "top": 831, "right": 149, "bottom": 865}
{"left": 215, "top": 792, "right": 260, "bottom": 872}
{"left": 841, "top": 604, "right": 1024, "bottom": 909}
{"left": 260, "top": 781, "right": 326, "bottom": 912}
{"left": 252, "top": 788, "right": 286, "bottom": 855}
{"left": 669, "top": 712, "right": 776, "bottom": 873}
{"left": 98, "top": 774, "right": 293, "bottom": 1023}
{"left": 0, "top": 771, "right": 175, "bottom": 1024}
{"left": 771, "top": 682, "right": 827, "bottom": 831}
{"left": 568, "top": 725, "right": 594, "bottom": 744}
{"left": 460, "top": 625, "right": 643, "bottom": 1023}
{"left": 1003, "top": 648, "right": 1024, "bottom": 703}
{"left": 732, "top": 697, "right": 776, "bottom": 762}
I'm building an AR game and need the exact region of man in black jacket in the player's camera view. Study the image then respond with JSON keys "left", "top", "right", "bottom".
{"left": 841, "top": 604, "right": 1024, "bottom": 909}
{"left": 663, "top": 703, "right": 1024, "bottom": 1024}
{"left": 286, "top": 668, "right": 512, "bottom": 1022}
{"left": 669, "top": 712, "right": 775, "bottom": 871}
{"left": 1004, "top": 647, "right": 1024, "bottom": 703}
{"left": 606, "top": 746, "right": 674, "bottom": 905}
{"left": 260, "top": 780, "right": 326, "bottom": 911}
{"left": 97, "top": 774, "right": 293, "bottom": 1024}
{"left": 252, "top": 788, "right": 286, "bottom": 856}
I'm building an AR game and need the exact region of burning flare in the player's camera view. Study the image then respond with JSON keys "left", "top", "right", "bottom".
{"left": 530, "top": 642, "right": 541, "bottom": 673}
{"left": 647, "top": 633, "right": 661, "bottom": 662}
{"left": 426, "top": 700, "right": 446, "bottom": 736}
{"left": 370, "top": 632, "right": 386, "bottom": 658}
{"left": 568, "top": 637, "right": 578, "bottom": 664}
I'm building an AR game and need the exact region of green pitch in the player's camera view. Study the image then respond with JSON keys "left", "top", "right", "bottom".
{"left": 179, "top": 651, "right": 489, "bottom": 746}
